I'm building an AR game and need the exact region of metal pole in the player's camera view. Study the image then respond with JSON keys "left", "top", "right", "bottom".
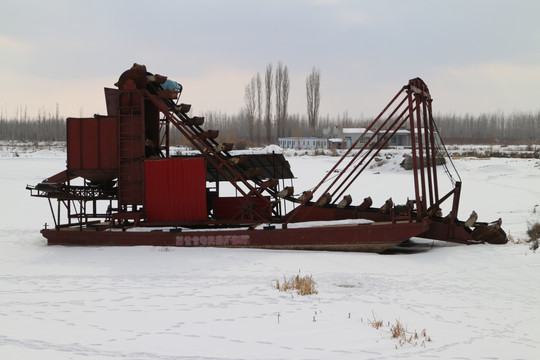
{"left": 407, "top": 90, "right": 421, "bottom": 219}
{"left": 415, "top": 94, "right": 427, "bottom": 215}
{"left": 422, "top": 99, "right": 434, "bottom": 208}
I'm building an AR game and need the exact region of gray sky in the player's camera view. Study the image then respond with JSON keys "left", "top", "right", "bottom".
{"left": 1, "top": 0, "right": 539, "bottom": 120}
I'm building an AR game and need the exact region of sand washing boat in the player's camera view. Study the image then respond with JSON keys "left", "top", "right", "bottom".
{"left": 27, "top": 64, "right": 507, "bottom": 252}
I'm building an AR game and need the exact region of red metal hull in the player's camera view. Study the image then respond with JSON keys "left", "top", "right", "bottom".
{"left": 41, "top": 220, "right": 430, "bottom": 253}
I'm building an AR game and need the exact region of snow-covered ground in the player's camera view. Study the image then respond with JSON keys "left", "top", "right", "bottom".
{"left": 1, "top": 143, "right": 539, "bottom": 359}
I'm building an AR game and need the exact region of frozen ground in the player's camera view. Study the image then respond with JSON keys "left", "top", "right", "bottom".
{"left": 0, "top": 143, "right": 539, "bottom": 359}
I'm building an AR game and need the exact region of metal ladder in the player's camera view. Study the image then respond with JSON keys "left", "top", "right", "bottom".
{"left": 117, "top": 89, "right": 145, "bottom": 215}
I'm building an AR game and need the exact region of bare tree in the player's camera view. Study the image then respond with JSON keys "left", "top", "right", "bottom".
{"left": 256, "top": 73, "right": 262, "bottom": 145}
{"left": 275, "top": 63, "right": 283, "bottom": 138}
{"left": 282, "top": 66, "right": 290, "bottom": 137}
{"left": 275, "top": 62, "right": 290, "bottom": 138}
{"left": 244, "top": 76, "right": 257, "bottom": 142}
{"left": 264, "top": 63, "right": 273, "bottom": 143}
{"left": 306, "top": 67, "right": 321, "bottom": 136}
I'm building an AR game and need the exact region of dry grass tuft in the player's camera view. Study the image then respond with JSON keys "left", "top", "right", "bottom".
{"left": 368, "top": 311, "right": 384, "bottom": 329}
{"left": 507, "top": 233, "right": 521, "bottom": 244}
{"left": 390, "top": 319, "right": 432, "bottom": 348}
{"left": 366, "top": 312, "right": 432, "bottom": 348}
{"left": 390, "top": 319, "right": 407, "bottom": 339}
{"left": 273, "top": 273, "right": 318, "bottom": 296}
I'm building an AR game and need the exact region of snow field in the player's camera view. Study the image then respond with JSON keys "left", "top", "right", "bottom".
{"left": 0, "top": 148, "right": 539, "bottom": 359}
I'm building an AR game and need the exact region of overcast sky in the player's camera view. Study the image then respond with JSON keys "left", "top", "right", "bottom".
{"left": 1, "top": 0, "right": 539, "bottom": 120}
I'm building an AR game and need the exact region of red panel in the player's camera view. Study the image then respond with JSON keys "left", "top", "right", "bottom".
{"left": 81, "top": 118, "right": 99, "bottom": 169}
{"left": 145, "top": 159, "right": 168, "bottom": 221}
{"left": 98, "top": 117, "right": 118, "bottom": 169}
{"left": 145, "top": 158, "right": 207, "bottom": 222}
{"left": 213, "top": 196, "right": 271, "bottom": 220}
{"left": 169, "top": 158, "right": 185, "bottom": 220}
{"left": 181, "top": 158, "right": 207, "bottom": 220}
{"left": 104, "top": 88, "right": 119, "bottom": 116}
{"left": 67, "top": 118, "right": 82, "bottom": 170}
{"left": 67, "top": 117, "right": 118, "bottom": 172}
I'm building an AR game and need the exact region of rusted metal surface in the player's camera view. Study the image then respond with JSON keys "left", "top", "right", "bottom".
{"left": 41, "top": 219, "right": 430, "bottom": 253}
{"left": 28, "top": 66, "right": 507, "bottom": 250}
{"left": 117, "top": 89, "right": 146, "bottom": 209}
{"left": 67, "top": 116, "right": 118, "bottom": 182}
{"left": 144, "top": 158, "right": 207, "bottom": 221}
{"left": 213, "top": 196, "right": 272, "bottom": 220}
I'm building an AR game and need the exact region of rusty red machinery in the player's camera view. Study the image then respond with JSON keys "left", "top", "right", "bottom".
{"left": 27, "top": 64, "right": 507, "bottom": 252}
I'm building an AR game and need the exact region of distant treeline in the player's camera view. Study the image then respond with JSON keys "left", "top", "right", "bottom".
{"left": 0, "top": 118, "right": 66, "bottom": 142}
{"left": 171, "top": 110, "right": 540, "bottom": 147}
{"left": 436, "top": 111, "right": 540, "bottom": 144}
{"left": 1, "top": 110, "right": 539, "bottom": 146}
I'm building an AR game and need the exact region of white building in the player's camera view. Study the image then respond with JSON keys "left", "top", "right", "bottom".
{"left": 278, "top": 137, "right": 328, "bottom": 150}
{"left": 278, "top": 128, "right": 412, "bottom": 150}
{"left": 343, "top": 128, "right": 411, "bottom": 147}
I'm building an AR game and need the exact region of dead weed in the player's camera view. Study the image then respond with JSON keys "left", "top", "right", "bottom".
{"left": 273, "top": 272, "right": 318, "bottom": 296}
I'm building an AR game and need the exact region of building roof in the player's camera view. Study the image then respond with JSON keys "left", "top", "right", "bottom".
{"left": 343, "top": 128, "right": 411, "bottom": 136}
{"left": 342, "top": 128, "right": 370, "bottom": 134}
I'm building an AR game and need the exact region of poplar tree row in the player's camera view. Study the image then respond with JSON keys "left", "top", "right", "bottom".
{"left": 1, "top": 98, "right": 538, "bottom": 147}
{"left": 244, "top": 63, "right": 321, "bottom": 145}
